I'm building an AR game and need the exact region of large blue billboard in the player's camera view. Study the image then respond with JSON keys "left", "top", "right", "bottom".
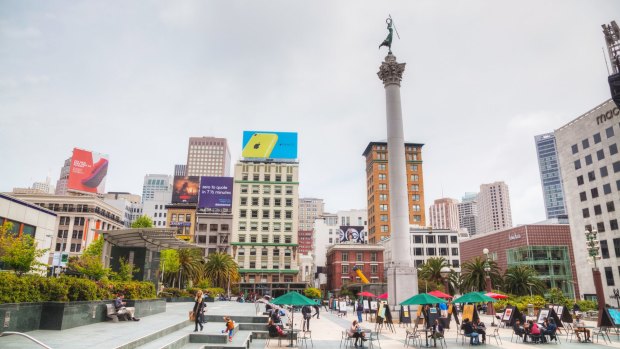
{"left": 198, "top": 177, "right": 233, "bottom": 209}
{"left": 241, "top": 131, "right": 298, "bottom": 160}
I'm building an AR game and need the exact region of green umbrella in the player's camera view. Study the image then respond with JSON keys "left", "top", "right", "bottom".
{"left": 271, "top": 292, "right": 315, "bottom": 347}
{"left": 452, "top": 292, "right": 496, "bottom": 304}
{"left": 400, "top": 293, "right": 447, "bottom": 305}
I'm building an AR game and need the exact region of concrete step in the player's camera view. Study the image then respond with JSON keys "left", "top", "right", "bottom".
{"left": 114, "top": 320, "right": 191, "bottom": 349}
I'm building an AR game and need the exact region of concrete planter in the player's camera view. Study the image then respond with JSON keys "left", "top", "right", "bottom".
{"left": 165, "top": 297, "right": 195, "bottom": 303}
{"left": 0, "top": 302, "right": 43, "bottom": 332}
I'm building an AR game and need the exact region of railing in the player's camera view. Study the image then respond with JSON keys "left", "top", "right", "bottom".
{"left": 0, "top": 331, "right": 53, "bottom": 348}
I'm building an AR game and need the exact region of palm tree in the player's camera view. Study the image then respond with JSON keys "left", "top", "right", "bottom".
{"left": 177, "top": 248, "right": 204, "bottom": 288}
{"left": 418, "top": 257, "right": 450, "bottom": 285}
{"left": 203, "top": 252, "right": 240, "bottom": 289}
{"left": 503, "top": 265, "right": 545, "bottom": 296}
{"left": 460, "top": 256, "right": 502, "bottom": 292}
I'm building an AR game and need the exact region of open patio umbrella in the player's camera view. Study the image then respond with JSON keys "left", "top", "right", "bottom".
{"left": 400, "top": 293, "right": 447, "bottom": 305}
{"left": 271, "top": 292, "right": 316, "bottom": 347}
{"left": 428, "top": 290, "right": 453, "bottom": 299}
{"left": 377, "top": 293, "right": 388, "bottom": 300}
{"left": 357, "top": 291, "right": 376, "bottom": 297}
{"left": 485, "top": 292, "right": 509, "bottom": 300}
{"left": 452, "top": 292, "right": 495, "bottom": 304}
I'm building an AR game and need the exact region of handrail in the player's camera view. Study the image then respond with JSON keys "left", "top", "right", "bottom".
{"left": 0, "top": 331, "right": 53, "bottom": 349}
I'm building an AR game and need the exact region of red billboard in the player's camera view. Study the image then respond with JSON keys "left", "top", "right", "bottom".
{"left": 172, "top": 176, "right": 200, "bottom": 204}
{"left": 67, "top": 148, "right": 109, "bottom": 194}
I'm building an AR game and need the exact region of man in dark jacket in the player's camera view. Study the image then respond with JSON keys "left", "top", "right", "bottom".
{"left": 461, "top": 318, "right": 480, "bottom": 345}
{"left": 301, "top": 305, "right": 312, "bottom": 331}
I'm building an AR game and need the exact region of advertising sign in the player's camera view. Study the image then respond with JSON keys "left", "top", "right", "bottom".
{"left": 198, "top": 177, "right": 233, "bottom": 209}
{"left": 172, "top": 176, "right": 200, "bottom": 203}
{"left": 338, "top": 226, "right": 367, "bottom": 243}
{"left": 67, "top": 148, "right": 109, "bottom": 194}
{"left": 241, "top": 131, "right": 298, "bottom": 160}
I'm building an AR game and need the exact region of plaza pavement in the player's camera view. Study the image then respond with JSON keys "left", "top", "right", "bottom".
{"left": 2, "top": 301, "right": 620, "bottom": 349}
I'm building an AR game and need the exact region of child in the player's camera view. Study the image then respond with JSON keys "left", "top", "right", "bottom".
{"left": 222, "top": 316, "right": 235, "bottom": 342}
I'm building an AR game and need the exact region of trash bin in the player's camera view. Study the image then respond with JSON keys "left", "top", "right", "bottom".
{"left": 527, "top": 304, "right": 534, "bottom": 317}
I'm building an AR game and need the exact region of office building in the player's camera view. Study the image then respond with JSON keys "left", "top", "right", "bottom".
{"left": 55, "top": 157, "right": 71, "bottom": 195}
{"left": 195, "top": 211, "right": 232, "bottom": 256}
{"left": 477, "top": 181, "right": 513, "bottom": 234}
{"left": 142, "top": 174, "right": 172, "bottom": 203}
{"left": 32, "top": 178, "right": 55, "bottom": 195}
{"left": 535, "top": 133, "right": 568, "bottom": 219}
{"left": 174, "top": 164, "right": 187, "bottom": 177}
{"left": 325, "top": 244, "right": 385, "bottom": 294}
{"left": 102, "top": 192, "right": 143, "bottom": 228}
{"left": 298, "top": 198, "right": 324, "bottom": 231}
{"left": 143, "top": 191, "right": 171, "bottom": 228}
{"left": 457, "top": 193, "right": 478, "bottom": 235}
{"left": 459, "top": 223, "right": 578, "bottom": 299}
{"left": 429, "top": 198, "right": 460, "bottom": 231}
{"left": 363, "top": 141, "right": 426, "bottom": 243}
{"left": 555, "top": 99, "right": 620, "bottom": 300}
{"left": 186, "top": 137, "right": 231, "bottom": 177}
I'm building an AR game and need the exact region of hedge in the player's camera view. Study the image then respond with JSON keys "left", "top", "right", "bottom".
{"left": 0, "top": 272, "right": 156, "bottom": 303}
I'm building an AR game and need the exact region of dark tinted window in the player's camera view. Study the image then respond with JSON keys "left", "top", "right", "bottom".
{"left": 594, "top": 133, "right": 602, "bottom": 144}
{"left": 572, "top": 144, "right": 579, "bottom": 154}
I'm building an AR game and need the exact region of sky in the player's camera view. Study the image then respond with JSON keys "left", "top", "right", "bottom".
{"left": 1, "top": 1, "right": 618, "bottom": 225}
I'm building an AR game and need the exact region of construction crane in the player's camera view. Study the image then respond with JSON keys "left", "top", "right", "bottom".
{"left": 602, "top": 20, "right": 620, "bottom": 108}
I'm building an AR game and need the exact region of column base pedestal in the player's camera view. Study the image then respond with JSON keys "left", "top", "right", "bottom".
{"left": 387, "top": 265, "right": 418, "bottom": 309}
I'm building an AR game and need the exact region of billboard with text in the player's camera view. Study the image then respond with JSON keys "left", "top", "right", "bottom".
{"left": 172, "top": 176, "right": 199, "bottom": 203}
{"left": 338, "top": 226, "right": 367, "bottom": 244}
{"left": 67, "top": 148, "right": 109, "bottom": 194}
{"left": 241, "top": 131, "right": 298, "bottom": 160}
{"left": 198, "top": 177, "right": 233, "bottom": 209}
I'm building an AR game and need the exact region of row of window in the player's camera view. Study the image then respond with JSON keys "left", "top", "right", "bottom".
{"left": 56, "top": 229, "right": 84, "bottom": 239}
{"left": 196, "top": 223, "right": 230, "bottom": 232}
{"left": 241, "top": 209, "right": 293, "bottom": 219}
{"left": 413, "top": 247, "right": 459, "bottom": 256}
{"left": 571, "top": 125, "right": 617, "bottom": 154}
{"left": 240, "top": 197, "right": 293, "bottom": 207}
{"left": 579, "top": 180, "right": 620, "bottom": 202}
{"left": 341, "top": 265, "right": 379, "bottom": 274}
{"left": 573, "top": 145, "right": 619, "bottom": 170}
{"left": 413, "top": 235, "right": 459, "bottom": 244}
{"left": 340, "top": 251, "right": 379, "bottom": 262}
{"left": 55, "top": 242, "right": 81, "bottom": 252}
{"left": 238, "top": 234, "right": 293, "bottom": 243}
{"left": 240, "top": 185, "right": 294, "bottom": 195}
{"left": 241, "top": 174, "right": 294, "bottom": 182}
{"left": 238, "top": 222, "right": 293, "bottom": 232}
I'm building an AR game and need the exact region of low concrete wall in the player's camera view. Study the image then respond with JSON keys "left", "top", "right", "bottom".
{"left": 0, "top": 303, "right": 43, "bottom": 332}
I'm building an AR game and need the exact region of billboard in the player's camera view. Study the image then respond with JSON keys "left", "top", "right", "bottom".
{"left": 172, "top": 176, "right": 199, "bottom": 203}
{"left": 241, "top": 131, "right": 298, "bottom": 160}
{"left": 67, "top": 148, "right": 109, "bottom": 194}
{"left": 198, "top": 177, "right": 233, "bottom": 209}
{"left": 338, "top": 226, "right": 367, "bottom": 244}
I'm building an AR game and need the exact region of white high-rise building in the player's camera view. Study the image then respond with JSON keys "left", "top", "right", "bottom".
{"left": 102, "top": 192, "right": 143, "bottom": 228}
{"left": 142, "top": 174, "right": 172, "bottom": 203}
{"left": 298, "top": 198, "right": 324, "bottom": 231}
{"left": 555, "top": 99, "right": 620, "bottom": 301}
{"left": 32, "top": 177, "right": 55, "bottom": 194}
{"left": 55, "top": 157, "right": 71, "bottom": 195}
{"left": 477, "top": 181, "right": 513, "bottom": 234}
{"left": 457, "top": 193, "right": 478, "bottom": 235}
{"left": 231, "top": 161, "right": 301, "bottom": 295}
{"left": 186, "top": 137, "right": 231, "bottom": 177}
{"left": 429, "top": 198, "right": 460, "bottom": 231}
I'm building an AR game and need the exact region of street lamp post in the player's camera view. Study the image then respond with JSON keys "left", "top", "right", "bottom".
{"left": 585, "top": 228, "right": 605, "bottom": 326}
{"left": 612, "top": 289, "right": 620, "bottom": 308}
{"left": 483, "top": 248, "right": 496, "bottom": 325}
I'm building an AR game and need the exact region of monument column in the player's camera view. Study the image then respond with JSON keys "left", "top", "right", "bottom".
{"left": 378, "top": 53, "right": 418, "bottom": 308}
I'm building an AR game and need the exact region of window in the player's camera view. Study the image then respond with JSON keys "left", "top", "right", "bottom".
{"left": 240, "top": 197, "right": 247, "bottom": 206}
{"left": 601, "top": 166, "right": 609, "bottom": 177}
{"left": 582, "top": 138, "right": 590, "bottom": 149}
{"left": 371, "top": 265, "right": 378, "bottom": 274}
{"left": 577, "top": 176, "right": 584, "bottom": 185}
{"left": 594, "top": 133, "right": 602, "bottom": 144}
{"left": 250, "top": 235, "right": 257, "bottom": 243}
{"left": 450, "top": 236, "right": 457, "bottom": 243}
{"left": 285, "top": 186, "right": 293, "bottom": 195}
{"left": 262, "top": 210, "right": 270, "bottom": 219}
{"left": 273, "top": 236, "right": 280, "bottom": 243}
{"left": 604, "top": 183, "right": 612, "bottom": 194}
{"left": 285, "top": 211, "right": 292, "bottom": 219}
{"left": 601, "top": 240, "right": 610, "bottom": 259}
{"left": 591, "top": 188, "right": 599, "bottom": 198}
{"left": 426, "top": 236, "right": 435, "bottom": 243}
{"left": 597, "top": 149, "right": 605, "bottom": 161}
{"left": 585, "top": 154, "right": 593, "bottom": 165}
{"left": 410, "top": 174, "right": 419, "bottom": 181}
{"left": 251, "top": 198, "right": 259, "bottom": 206}
{"left": 451, "top": 248, "right": 459, "bottom": 256}
{"left": 452, "top": 260, "right": 460, "bottom": 268}
{"left": 274, "top": 198, "right": 281, "bottom": 206}
{"left": 594, "top": 205, "right": 602, "bottom": 215}
{"left": 574, "top": 160, "right": 581, "bottom": 170}
{"left": 611, "top": 219, "right": 619, "bottom": 231}
{"left": 381, "top": 225, "right": 388, "bottom": 232}
{"left": 342, "top": 252, "right": 348, "bottom": 261}
{"left": 580, "top": 191, "right": 587, "bottom": 201}
{"left": 582, "top": 208, "right": 590, "bottom": 218}
{"left": 284, "top": 235, "right": 292, "bottom": 243}
{"left": 598, "top": 222, "right": 606, "bottom": 233}
{"left": 262, "top": 236, "right": 269, "bottom": 243}
{"left": 571, "top": 144, "right": 579, "bottom": 154}
{"left": 264, "top": 174, "right": 271, "bottom": 182}
{"left": 251, "top": 210, "right": 258, "bottom": 218}
{"left": 414, "top": 247, "right": 423, "bottom": 255}
{"left": 588, "top": 171, "right": 596, "bottom": 182}
{"left": 605, "top": 266, "right": 615, "bottom": 286}
{"left": 379, "top": 204, "right": 388, "bottom": 211}
{"left": 371, "top": 252, "right": 377, "bottom": 261}
{"left": 439, "top": 235, "right": 448, "bottom": 244}
{"left": 250, "top": 222, "right": 258, "bottom": 231}
{"left": 261, "top": 222, "right": 269, "bottom": 231}
{"left": 414, "top": 236, "right": 422, "bottom": 243}
{"left": 610, "top": 144, "right": 618, "bottom": 155}
{"left": 263, "top": 198, "right": 270, "bottom": 206}
{"left": 240, "top": 185, "right": 248, "bottom": 193}
{"left": 439, "top": 248, "right": 448, "bottom": 256}
{"left": 426, "top": 248, "right": 436, "bottom": 256}
{"left": 614, "top": 161, "right": 620, "bottom": 173}
{"left": 380, "top": 214, "right": 388, "bottom": 222}
{"left": 607, "top": 126, "right": 615, "bottom": 138}
{"left": 342, "top": 265, "right": 349, "bottom": 274}
{"left": 285, "top": 199, "right": 293, "bottom": 207}
{"left": 239, "top": 235, "right": 246, "bottom": 242}
{"left": 613, "top": 238, "right": 620, "bottom": 257}
{"left": 357, "top": 252, "right": 363, "bottom": 261}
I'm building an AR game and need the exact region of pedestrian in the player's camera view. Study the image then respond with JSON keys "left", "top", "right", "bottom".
{"left": 221, "top": 316, "right": 234, "bottom": 342}
{"left": 313, "top": 301, "right": 320, "bottom": 319}
{"left": 439, "top": 301, "right": 448, "bottom": 318}
{"left": 193, "top": 290, "right": 205, "bottom": 332}
{"left": 356, "top": 301, "right": 364, "bottom": 323}
{"left": 302, "top": 305, "right": 312, "bottom": 331}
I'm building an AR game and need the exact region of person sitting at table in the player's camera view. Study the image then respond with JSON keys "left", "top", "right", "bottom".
{"left": 461, "top": 318, "right": 480, "bottom": 345}
{"left": 527, "top": 320, "right": 542, "bottom": 343}
{"left": 513, "top": 319, "right": 526, "bottom": 342}
{"left": 430, "top": 318, "right": 445, "bottom": 342}
{"left": 349, "top": 320, "right": 367, "bottom": 347}
{"left": 574, "top": 314, "right": 591, "bottom": 342}
{"left": 473, "top": 318, "right": 486, "bottom": 344}
{"left": 267, "top": 319, "right": 286, "bottom": 337}
{"left": 542, "top": 318, "right": 557, "bottom": 343}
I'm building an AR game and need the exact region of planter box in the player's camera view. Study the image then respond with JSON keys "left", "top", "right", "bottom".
{"left": 0, "top": 303, "right": 43, "bottom": 332}
{"left": 165, "top": 297, "right": 195, "bottom": 302}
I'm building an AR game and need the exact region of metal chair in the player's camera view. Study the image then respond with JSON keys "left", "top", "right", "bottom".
{"left": 298, "top": 330, "right": 313, "bottom": 348}
{"left": 486, "top": 328, "right": 502, "bottom": 345}
{"left": 592, "top": 327, "right": 611, "bottom": 344}
{"left": 341, "top": 330, "right": 353, "bottom": 348}
{"left": 367, "top": 331, "right": 381, "bottom": 349}
{"left": 404, "top": 328, "right": 421, "bottom": 347}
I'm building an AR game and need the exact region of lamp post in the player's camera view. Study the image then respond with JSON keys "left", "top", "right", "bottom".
{"left": 612, "top": 289, "right": 620, "bottom": 308}
{"left": 585, "top": 227, "right": 605, "bottom": 326}
{"left": 440, "top": 266, "right": 451, "bottom": 295}
{"left": 483, "top": 248, "right": 496, "bottom": 324}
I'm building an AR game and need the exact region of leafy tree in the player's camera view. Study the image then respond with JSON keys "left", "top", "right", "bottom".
{"left": 67, "top": 236, "right": 110, "bottom": 280}
{"left": 83, "top": 236, "right": 104, "bottom": 257}
{"left": 0, "top": 222, "right": 48, "bottom": 275}
{"left": 304, "top": 287, "right": 322, "bottom": 299}
{"left": 203, "top": 252, "right": 239, "bottom": 289}
{"left": 160, "top": 249, "right": 180, "bottom": 286}
{"left": 111, "top": 257, "right": 140, "bottom": 282}
{"left": 503, "top": 265, "right": 545, "bottom": 296}
{"left": 460, "top": 256, "right": 502, "bottom": 292}
{"left": 177, "top": 248, "right": 204, "bottom": 288}
{"left": 131, "top": 215, "right": 154, "bottom": 228}
{"left": 418, "top": 257, "right": 450, "bottom": 286}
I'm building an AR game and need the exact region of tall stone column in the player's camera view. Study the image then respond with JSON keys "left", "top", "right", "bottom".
{"left": 378, "top": 53, "right": 418, "bottom": 308}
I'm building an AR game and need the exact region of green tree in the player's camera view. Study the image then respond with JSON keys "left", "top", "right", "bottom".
{"left": 131, "top": 215, "right": 154, "bottom": 228}
{"left": 83, "top": 236, "right": 104, "bottom": 257}
{"left": 177, "top": 248, "right": 204, "bottom": 288}
{"left": 503, "top": 265, "right": 545, "bottom": 296}
{"left": 0, "top": 222, "right": 48, "bottom": 275}
{"left": 304, "top": 287, "right": 322, "bottom": 299}
{"left": 160, "top": 249, "right": 180, "bottom": 286}
{"left": 418, "top": 257, "right": 450, "bottom": 286}
{"left": 203, "top": 252, "right": 239, "bottom": 289}
{"left": 460, "top": 256, "right": 502, "bottom": 292}
{"left": 112, "top": 257, "right": 140, "bottom": 282}
{"left": 67, "top": 236, "right": 110, "bottom": 280}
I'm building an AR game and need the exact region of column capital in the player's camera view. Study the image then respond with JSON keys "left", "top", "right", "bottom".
{"left": 377, "top": 53, "right": 406, "bottom": 86}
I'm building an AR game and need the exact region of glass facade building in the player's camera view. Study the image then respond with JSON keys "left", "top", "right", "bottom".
{"left": 535, "top": 133, "right": 567, "bottom": 219}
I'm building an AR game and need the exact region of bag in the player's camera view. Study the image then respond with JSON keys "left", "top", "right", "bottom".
{"left": 189, "top": 311, "right": 196, "bottom": 321}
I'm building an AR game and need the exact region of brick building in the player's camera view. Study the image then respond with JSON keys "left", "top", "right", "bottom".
{"left": 298, "top": 229, "right": 313, "bottom": 255}
{"left": 325, "top": 244, "right": 385, "bottom": 294}
{"left": 459, "top": 223, "right": 580, "bottom": 299}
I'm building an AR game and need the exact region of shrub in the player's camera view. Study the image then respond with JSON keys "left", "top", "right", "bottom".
{"left": 304, "top": 287, "right": 322, "bottom": 299}
{"left": 60, "top": 276, "right": 99, "bottom": 301}
{"left": 204, "top": 287, "right": 225, "bottom": 297}
{"left": 187, "top": 287, "right": 201, "bottom": 297}
{"left": 0, "top": 273, "right": 40, "bottom": 303}
{"left": 576, "top": 300, "right": 597, "bottom": 312}
{"left": 39, "top": 277, "right": 70, "bottom": 302}
{"left": 161, "top": 287, "right": 190, "bottom": 297}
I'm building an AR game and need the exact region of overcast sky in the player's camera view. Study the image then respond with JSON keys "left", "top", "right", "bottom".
{"left": 1, "top": 1, "right": 618, "bottom": 225}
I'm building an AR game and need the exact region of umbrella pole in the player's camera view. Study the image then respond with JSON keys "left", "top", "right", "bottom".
{"left": 287, "top": 311, "right": 294, "bottom": 347}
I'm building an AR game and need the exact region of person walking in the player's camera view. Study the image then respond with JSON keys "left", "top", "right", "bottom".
{"left": 302, "top": 305, "right": 312, "bottom": 331}
{"left": 356, "top": 301, "right": 364, "bottom": 323}
{"left": 193, "top": 290, "right": 205, "bottom": 332}
{"left": 313, "top": 301, "right": 320, "bottom": 319}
